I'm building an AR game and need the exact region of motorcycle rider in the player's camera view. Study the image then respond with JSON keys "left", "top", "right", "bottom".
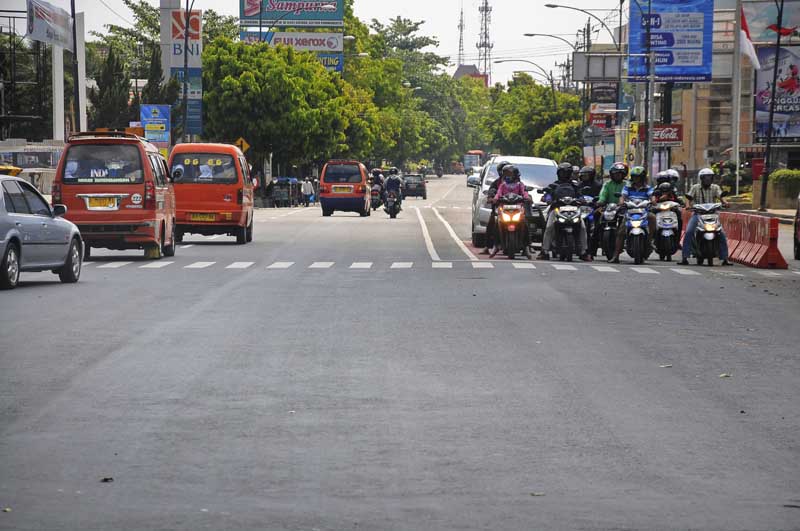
{"left": 371, "top": 168, "right": 384, "bottom": 188}
{"left": 482, "top": 161, "right": 510, "bottom": 255}
{"left": 610, "top": 165, "right": 656, "bottom": 263}
{"left": 492, "top": 164, "right": 532, "bottom": 259}
{"left": 597, "top": 162, "right": 628, "bottom": 207}
{"left": 652, "top": 171, "right": 684, "bottom": 237}
{"left": 384, "top": 168, "right": 403, "bottom": 208}
{"left": 538, "top": 162, "right": 590, "bottom": 261}
{"left": 680, "top": 167, "right": 732, "bottom": 266}
{"left": 577, "top": 166, "right": 602, "bottom": 197}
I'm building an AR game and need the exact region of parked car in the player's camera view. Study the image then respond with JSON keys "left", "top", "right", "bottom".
{"left": 1, "top": 175, "right": 82, "bottom": 289}
{"left": 403, "top": 173, "right": 427, "bottom": 199}
{"left": 319, "top": 160, "right": 371, "bottom": 217}
{"left": 794, "top": 190, "right": 799, "bottom": 260}
{"left": 468, "top": 155, "right": 557, "bottom": 248}
{"left": 169, "top": 143, "right": 255, "bottom": 244}
{"left": 52, "top": 131, "right": 176, "bottom": 260}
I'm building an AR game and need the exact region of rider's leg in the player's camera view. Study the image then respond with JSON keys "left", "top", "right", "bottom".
{"left": 682, "top": 214, "right": 699, "bottom": 262}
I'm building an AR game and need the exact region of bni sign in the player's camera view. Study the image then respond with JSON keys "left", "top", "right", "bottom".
{"left": 170, "top": 9, "right": 202, "bottom": 70}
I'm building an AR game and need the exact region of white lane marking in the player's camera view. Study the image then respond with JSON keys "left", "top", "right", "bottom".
{"left": 758, "top": 271, "right": 782, "bottom": 277}
{"left": 431, "top": 181, "right": 460, "bottom": 206}
{"left": 267, "top": 261, "right": 294, "bottom": 269}
{"left": 97, "top": 261, "right": 133, "bottom": 269}
{"left": 415, "top": 207, "right": 440, "bottom": 261}
{"left": 309, "top": 262, "right": 335, "bottom": 269}
{"left": 185, "top": 261, "right": 215, "bottom": 269}
{"left": 671, "top": 268, "right": 700, "bottom": 276}
{"left": 432, "top": 207, "right": 478, "bottom": 261}
{"left": 631, "top": 267, "right": 659, "bottom": 274}
{"left": 512, "top": 262, "right": 536, "bottom": 269}
{"left": 350, "top": 262, "right": 373, "bottom": 269}
{"left": 391, "top": 262, "right": 413, "bottom": 269}
{"left": 551, "top": 264, "right": 576, "bottom": 271}
{"left": 793, "top": 271, "right": 800, "bottom": 276}
{"left": 472, "top": 262, "right": 494, "bottom": 269}
{"left": 592, "top": 265, "right": 619, "bottom": 273}
{"left": 180, "top": 244, "right": 194, "bottom": 249}
{"left": 207, "top": 235, "right": 222, "bottom": 240}
{"left": 432, "top": 262, "right": 453, "bottom": 269}
{"left": 279, "top": 208, "right": 308, "bottom": 218}
{"left": 226, "top": 262, "right": 254, "bottom": 269}
{"left": 140, "top": 261, "right": 174, "bottom": 269}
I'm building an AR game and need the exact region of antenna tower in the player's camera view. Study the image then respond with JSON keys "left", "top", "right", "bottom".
{"left": 476, "top": 0, "right": 493, "bottom": 83}
{"left": 457, "top": 5, "right": 465, "bottom": 65}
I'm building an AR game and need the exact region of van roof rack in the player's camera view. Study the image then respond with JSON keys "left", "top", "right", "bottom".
{"left": 68, "top": 131, "right": 144, "bottom": 141}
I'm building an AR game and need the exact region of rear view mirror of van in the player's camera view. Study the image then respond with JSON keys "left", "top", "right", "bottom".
{"left": 172, "top": 166, "right": 183, "bottom": 181}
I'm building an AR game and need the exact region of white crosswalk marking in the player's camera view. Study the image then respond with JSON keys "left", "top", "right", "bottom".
{"left": 267, "top": 262, "right": 294, "bottom": 269}
{"left": 592, "top": 265, "right": 619, "bottom": 273}
{"left": 226, "top": 262, "right": 254, "bottom": 269}
{"left": 512, "top": 263, "right": 536, "bottom": 269}
{"left": 631, "top": 267, "right": 659, "bottom": 274}
{"left": 140, "top": 261, "right": 174, "bottom": 269}
{"left": 309, "top": 262, "right": 335, "bottom": 269}
{"left": 793, "top": 271, "right": 800, "bottom": 276}
{"left": 472, "top": 262, "right": 494, "bottom": 269}
{"left": 350, "top": 262, "right": 373, "bottom": 269}
{"left": 97, "top": 261, "right": 132, "bottom": 269}
{"left": 758, "top": 271, "right": 782, "bottom": 277}
{"left": 391, "top": 262, "right": 413, "bottom": 269}
{"left": 551, "top": 264, "right": 576, "bottom": 271}
{"left": 432, "top": 262, "right": 453, "bottom": 269}
{"left": 670, "top": 268, "right": 700, "bottom": 276}
{"left": 207, "top": 235, "right": 222, "bottom": 240}
{"left": 185, "top": 261, "right": 215, "bottom": 269}
{"left": 180, "top": 244, "right": 194, "bottom": 249}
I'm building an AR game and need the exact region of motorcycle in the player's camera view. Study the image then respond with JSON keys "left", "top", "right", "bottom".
{"left": 652, "top": 200, "right": 682, "bottom": 261}
{"left": 370, "top": 184, "right": 383, "bottom": 211}
{"left": 436, "top": 169, "right": 444, "bottom": 178}
{"left": 579, "top": 194, "right": 598, "bottom": 257}
{"left": 549, "top": 196, "right": 584, "bottom": 262}
{"left": 622, "top": 198, "right": 651, "bottom": 264}
{"left": 495, "top": 193, "right": 529, "bottom": 259}
{"left": 690, "top": 202, "right": 724, "bottom": 266}
{"left": 384, "top": 191, "right": 400, "bottom": 219}
{"left": 598, "top": 203, "right": 621, "bottom": 258}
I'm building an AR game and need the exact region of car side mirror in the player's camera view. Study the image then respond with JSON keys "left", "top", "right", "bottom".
{"left": 53, "top": 204, "right": 67, "bottom": 217}
{"left": 172, "top": 167, "right": 183, "bottom": 181}
{"left": 525, "top": 186, "right": 534, "bottom": 192}
{"left": 252, "top": 178, "right": 259, "bottom": 188}
{"left": 467, "top": 175, "right": 481, "bottom": 188}
{"left": 536, "top": 188, "right": 546, "bottom": 194}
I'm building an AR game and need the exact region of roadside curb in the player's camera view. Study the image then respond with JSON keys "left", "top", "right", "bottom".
{"left": 729, "top": 206, "right": 794, "bottom": 226}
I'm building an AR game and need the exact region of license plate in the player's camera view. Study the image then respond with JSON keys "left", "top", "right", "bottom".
{"left": 333, "top": 186, "right": 351, "bottom": 193}
{"left": 88, "top": 197, "right": 115, "bottom": 208}
{"left": 190, "top": 213, "right": 216, "bottom": 222}
{"left": 661, "top": 230, "right": 673, "bottom": 236}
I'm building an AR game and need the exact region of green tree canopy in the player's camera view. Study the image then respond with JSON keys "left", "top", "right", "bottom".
{"left": 88, "top": 47, "right": 132, "bottom": 130}
{"left": 533, "top": 119, "right": 583, "bottom": 166}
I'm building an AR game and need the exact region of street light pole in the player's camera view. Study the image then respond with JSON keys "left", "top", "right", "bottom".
{"left": 181, "top": 0, "right": 196, "bottom": 143}
{"left": 70, "top": 0, "right": 81, "bottom": 131}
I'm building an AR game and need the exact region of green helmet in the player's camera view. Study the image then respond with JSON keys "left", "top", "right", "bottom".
{"left": 630, "top": 166, "right": 647, "bottom": 181}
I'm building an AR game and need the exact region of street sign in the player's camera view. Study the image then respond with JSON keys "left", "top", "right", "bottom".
{"left": 235, "top": 137, "right": 251, "bottom": 153}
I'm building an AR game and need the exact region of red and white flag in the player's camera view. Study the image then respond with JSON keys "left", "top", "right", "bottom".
{"left": 741, "top": 8, "right": 761, "bottom": 70}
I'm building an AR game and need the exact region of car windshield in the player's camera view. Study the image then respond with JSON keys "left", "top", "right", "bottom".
{"left": 324, "top": 164, "right": 361, "bottom": 183}
{"left": 172, "top": 154, "right": 237, "bottom": 184}
{"left": 62, "top": 144, "right": 143, "bottom": 184}
{"left": 405, "top": 174, "right": 423, "bottom": 182}
{"left": 483, "top": 162, "right": 556, "bottom": 189}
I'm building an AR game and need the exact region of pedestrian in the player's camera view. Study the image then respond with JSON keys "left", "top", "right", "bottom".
{"left": 301, "top": 177, "right": 314, "bottom": 207}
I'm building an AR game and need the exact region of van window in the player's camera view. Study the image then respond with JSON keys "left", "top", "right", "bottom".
{"left": 323, "top": 164, "right": 362, "bottom": 184}
{"left": 172, "top": 154, "right": 237, "bottom": 184}
{"left": 62, "top": 144, "right": 144, "bottom": 184}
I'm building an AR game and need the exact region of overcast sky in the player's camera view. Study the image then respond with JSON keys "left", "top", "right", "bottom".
{"left": 6, "top": 0, "right": 625, "bottom": 84}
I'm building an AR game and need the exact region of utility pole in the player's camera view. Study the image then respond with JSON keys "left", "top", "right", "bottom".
{"left": 70, "top": 0, "right": 81, "bottom": 131}
{"left": 644, "top": 0, "right": 654, "bottom": 177}
{"left": 477, "top": 0, "right": 493, "bottom": 84}
{"left": 457, "top": 4, "right": 465, "bottom": 65}
{"left": 760, "top": 0, "right": 785, "bottom": 211}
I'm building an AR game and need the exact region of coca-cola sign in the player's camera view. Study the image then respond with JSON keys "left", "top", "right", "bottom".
{"left": 639, "top": 124, "right": 683, "bottom": 147}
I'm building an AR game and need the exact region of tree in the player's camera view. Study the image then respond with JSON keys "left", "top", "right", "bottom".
{"left": 89, "top": 48, "right": 132, "bottom": 130}
{"left": 533, "top": 119, "right": 583, "bottom": 165}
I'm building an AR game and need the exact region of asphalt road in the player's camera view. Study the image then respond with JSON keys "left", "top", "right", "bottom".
{"left": 1, "top": 175, "right": 799, "bottom": 530}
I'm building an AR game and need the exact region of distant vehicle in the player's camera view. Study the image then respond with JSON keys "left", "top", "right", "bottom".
{"left": 169, "top": 143, "right": 255, "bottom": 244}
{"left": 467, "top": 155, "right": 557, "bottom": 248}
{"left": 463, "top": 150, "right": 486, "bottom": 172}
{"left": 403, "top": 173, "right": 427, "bottom": 199}
{"left": 1, "top": 175, "right": 82, "bottom": 289}
{"left": 319, "top": 160, "right": 371, "bottom": 217}
{"left": 52, "top": 131, "right": 177, "bottom": 260}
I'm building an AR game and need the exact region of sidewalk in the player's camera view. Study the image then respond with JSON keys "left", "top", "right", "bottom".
{"left": 732, "top": 206, "right": 795, "bottom": 225}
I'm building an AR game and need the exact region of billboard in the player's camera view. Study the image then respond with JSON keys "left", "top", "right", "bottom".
{"left": 628, "top": 0, "right": 714, "bottom": 82}
{"left": 26, "top": 0, "right": 73, "bottom": 51}
{"left": 755, "top": 46, "right": 800, "bottom": 143}
{"left": 240, "top": 0, "right": 344, "bottom": 28}
{"left": 140, "top": 105, "right": 171, "bottom": 143}
{"left": 163, "top": 8, "right": 202, "bottom": 136}
{"left": 743, "top": 0, "right": 800, "bottom": 44}
{"left": 239, "top": 31, "right": 344, "bottom": 52}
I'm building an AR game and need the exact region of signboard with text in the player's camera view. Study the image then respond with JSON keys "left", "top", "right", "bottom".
{"left": 165, "top": 8, "right": 202, "bottom": 136}
{"left": 239, "top": 31, "right": 344, "bottom": 52}
{"left": 628, "top": 0, "right": 714, "bottom": 82}
{"left": 26, "top": 0, "right": 73, "bottom": 51}
{"left": 140, "top": 105, "right": 171, "bottom": 143}
{"left": 240, "top": 0, "right": 344, "bottom": 28}
{"left": 639, "top": 124, "right": 684, "bottom": 147}
{"left": 755, "top": 46, "right": 800, "bottom": 143}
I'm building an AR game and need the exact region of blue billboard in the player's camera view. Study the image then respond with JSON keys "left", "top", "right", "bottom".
{"left": 239, "top": 0, "right": 343, "bottom": 28}
{"left": 140, "top": 105, "right": 171, "bottom": 143}
{"left": 628, "top": 0, "right": 714, "bottom": 82}
{"left": 170, "top": 67, "right": 203, "bottom": 135}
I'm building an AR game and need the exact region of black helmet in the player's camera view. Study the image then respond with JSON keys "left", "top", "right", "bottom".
{"left": 557, "top": 162, "right": 573, "bottom": 181}
{"left": 609, "top": 162, "right": 627, "bottom": 181}
{"left": 389, "top": 167, "right": 399, "bottom": 175}
{"left": 371, "top": 168, "right": 382, "bottom": 177}
{"left": 657, "top": 182, "right": 673, "bottom": 194}
{"left": 630, "top": 166, "right": 647, "bottom": 182}
{"left": 578, "top": 166, "right": 596, "bottom": 180}
{"left": 495, "top": 160, "right": 510, "bottom": 176}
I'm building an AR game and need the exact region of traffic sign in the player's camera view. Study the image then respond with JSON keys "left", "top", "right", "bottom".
{"left": 235, "top": 137, "right": 250, "bottom": 153}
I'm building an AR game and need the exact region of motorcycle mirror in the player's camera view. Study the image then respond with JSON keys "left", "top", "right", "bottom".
{"left": 580, "top": 186, "right": 592, "bottom": 195}
{"left": 525, "top": 186, "right": 534, "bottom": 192}
{"left": 536, "top": 188, "right": 546, "bottom": 194}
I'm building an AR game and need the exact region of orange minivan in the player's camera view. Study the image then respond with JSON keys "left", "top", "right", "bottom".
{"left": 53, "top": 131, "right": 177, "bottom": 260}
{"left": 318, "top": 160, "right": 371, "bottom": 217}
{"left": 168, "top": 143, "right": 254, "bottom": 244}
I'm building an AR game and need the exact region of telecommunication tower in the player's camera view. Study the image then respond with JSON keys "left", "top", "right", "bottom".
{"left": 476, "top": 0, "right": 493, "bottom": 83}
{"left": 457, "top": 5, "right": 465, "bottom": 65}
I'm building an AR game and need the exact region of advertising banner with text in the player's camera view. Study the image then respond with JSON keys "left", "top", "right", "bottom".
{"left": 26, "top": 0, "right": 73, "bottom": 51}
{"left": 755, "top": 46, "right": 800, "bottom": 143}
{"left": 240, "top": 0, "right": 344, "bottom": 28}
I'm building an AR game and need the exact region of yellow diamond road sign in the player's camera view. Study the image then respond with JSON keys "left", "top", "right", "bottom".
{"left": 235, "top": 137, "right": 250, "bottom": 153}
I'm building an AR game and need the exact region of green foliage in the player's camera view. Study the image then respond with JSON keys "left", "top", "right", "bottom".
{"left": 769, "top": 169, "right": 800, "bottom": 196}
{"left": 88, "top": 48, "right": 132, "bottom": 130}
{"left": 0, "top": 36, "right": 53, "bottom": 140}
{"left": 533, "top": 119, "right": 583, "bottom": 165}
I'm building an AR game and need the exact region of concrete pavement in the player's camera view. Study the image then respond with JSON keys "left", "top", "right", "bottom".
{"left": 1, "top": 175, "right": 799, "bottom": 530}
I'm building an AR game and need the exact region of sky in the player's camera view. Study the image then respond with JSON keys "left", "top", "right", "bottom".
{"left": 5, "top": 0, "right": 626, "bottom": 85}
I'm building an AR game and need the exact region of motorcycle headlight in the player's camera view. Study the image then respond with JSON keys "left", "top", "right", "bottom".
{"left": 511, "top": 212, "right": 521, "bottom": 222}
{"left": 630, "top": 220, "right": 642, "bottom": 228}
{"left": 557, "top": 217, "right": 566, "bottom": 223}
{"left": 704, "top": 223, "right": 716, "bottom": 231}
{"left": 501, "top": 212, "right": 512, "bottom": 222}
{"left": 572, "top": 216, "right": 581, "bottom": 223}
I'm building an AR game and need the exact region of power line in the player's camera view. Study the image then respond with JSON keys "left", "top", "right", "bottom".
{"left": 98, "top": 0, "right": 135, "bottom": 27}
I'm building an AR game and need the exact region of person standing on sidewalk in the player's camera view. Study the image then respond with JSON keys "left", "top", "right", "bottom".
{"left": 301, "top": 177, "right": 314, "bottom": 207}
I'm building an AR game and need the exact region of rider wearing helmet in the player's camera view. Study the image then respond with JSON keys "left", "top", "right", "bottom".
{"left": 481, "top": 161, "right": 510, "bottom": 255}
{"left": 384, "top": 167, "right": 403, "bottom": 206}
{"left": 492, "top": 164, "right": 532, "bottom": 258}
{"left": 371, "top": 168, "right": 384, "bottom": 188}
{"left": 680, "top": 168, "right": 731, "bottom": 265}
{"left": 539, "top": 162, "right": 590, "bottom": 261}
{"left": 578, "top": 166, "right": 602, "bottom": 197}
{"left": 609, "top": 166, "right": 656, "bottom": 263}
{"left": 597, "top": 162, "right": 628, "bottom": 206}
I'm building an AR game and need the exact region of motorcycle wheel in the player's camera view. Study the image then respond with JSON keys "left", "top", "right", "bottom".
{"left": 564, "top": 233, "right": 575, "bottom": 262}
{"left": 707, "top": 257, "right": 714, "bottom": 267}
{"left": 602, "top": 230, "right": 614, "bottom": 258}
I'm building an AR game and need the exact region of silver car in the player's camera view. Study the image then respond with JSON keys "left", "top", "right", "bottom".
{"left": 1, "top": 175, "right": 83, "bottom": 289}
{"left": 468, "top": 156, "right": 557, "bottom": 248}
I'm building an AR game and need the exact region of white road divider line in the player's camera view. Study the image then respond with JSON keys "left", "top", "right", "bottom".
{"left": 631, "top": 267, "right": 659, "bottom": 274}
{"left": 793, "top": 271, "right": 800, "bottom": 276}
{"left": 185, "top": 261, "right": 215, "bottom": 269}
{"left": 391, "top": 262, "right": 413, "bottom": 269}
{"left": 670, "top": 268, "right": 700, "bottom": 275}
{"left": 140, "top": 261, "right": 174, "bottom": 269}
{"left": 267, "top": 262, "right": 294, "bottom": 270}
{"left": 97, "top": 261, "right": 133, "bottom": 269}
{"left": 592, "top": 265, "right": 619, "bottom": 272}
{"left": 309, "top": 262, "right": 335, "bottom": 269}
{"left": 758, "top": 271, "right": 782, "bottom": 277}
{"left": 414, "top": 207, "right": 440, "bottom": 261}
{"left": 207, "top": 235, "right": 222, "bottom": 240}
{"left": 512, "top": 263, "right": 536, "bottom": 269}
{"left": 350, "top": 262, "right": 373, "bottom": 269}
{"left": 471, "top": 262, "right": 494, "bottom": 269}
{"left": 551, "top": 264, "right": 577, "bottom": 271}
{"left": 226, "top": 262, "right": 254, "bottom": 269}
{"left": 179, "top": 244, "right": 194, "bottom": 249}
{"left": 432, "top": 207, "right": 478, "bottom": 261}
{"left": 432, "top": 262, "right": 453, "bottom": 269}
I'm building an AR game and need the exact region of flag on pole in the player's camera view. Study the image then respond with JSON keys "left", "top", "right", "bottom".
{"left": 740, "top": 8, "right": 761, "bottom": 70}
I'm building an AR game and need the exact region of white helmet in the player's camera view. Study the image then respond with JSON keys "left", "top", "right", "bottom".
{"left": 698, "top": 167, "right": 715, "bottom": 186}
{"left": 666, "top": 168, "right": 680, "bottom": 182}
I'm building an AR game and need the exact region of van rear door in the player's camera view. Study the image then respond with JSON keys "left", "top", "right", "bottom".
{"left": 172, "top": 153, "right": 240, "bottom": 222}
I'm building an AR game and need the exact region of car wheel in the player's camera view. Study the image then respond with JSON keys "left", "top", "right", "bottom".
{"left": 83, "top": 244, "right": 91, "bottom": 261}
{"left": 472, "top": 223, "right": 486, "bottom": 248}
{"left": 163, "top": 222, "right": 176, "bottom": 257}
{"left": 246, "top": 216, "right": 254, "bottom": 242}
{"left": 58, "top": 238, "right": 82, "bottom": 283}
{"left": 322, "top": 208, "right": 333, "bottom": 217}
{"left": 175, "top": 230, "right": 184, "bottom": 244}
{"left": 0, "top": 242, "right": 20, "bottom": 290}
{"left": 423, "top": 194, "right": 427, "bottom": 200}
{"left": 236, "top": 224, "right": 247, "bottom": 244}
